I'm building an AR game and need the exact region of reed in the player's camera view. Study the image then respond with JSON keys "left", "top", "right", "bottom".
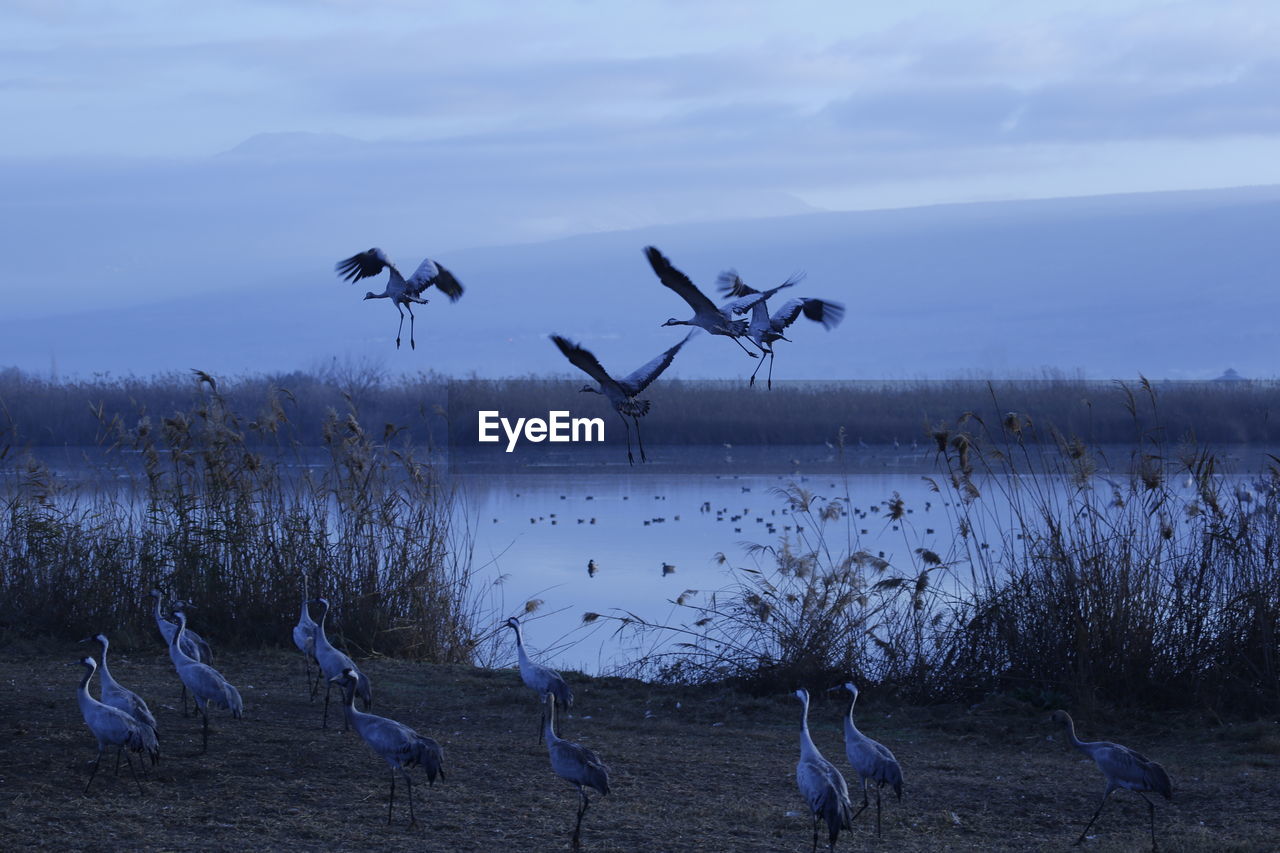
{"left": 0, "top": 371, "right": 480, "bottom": 662}
{"left": 597, "top": 383, "right": 1280, "bottom": 714}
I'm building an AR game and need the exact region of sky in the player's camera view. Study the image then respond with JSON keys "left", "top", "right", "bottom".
{"left": 2, "top": 0, "right": 1280, "bottom": 377}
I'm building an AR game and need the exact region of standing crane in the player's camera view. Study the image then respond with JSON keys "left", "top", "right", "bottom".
{"left": 717, "top": 270, "right": 844, "bottom": 389}
{"left": 544, "top": 693, "right": 610, "bottom": 850}
{"left": 506, "top": 616, "right": 573, "bottom": 741}
{"left": 81, "top": 634, "right": 158, "bottom": 744}
{"left": 834, "top": 682, "right": 902, "bottom": 837}
{"left": 335, "top": 247, "right": 465, "bottom": 350}
{"left": 329, "top": 668, "right": 444, "bottom": 826}
{"left": 148, "top": 589, "right": 213, "bottom": 717}
{"left": 292, "top": 573, "right": 318, "bottom": 695}
{"left": 794, "top": 688, "right": 855, "bottom": 853}
{"left": 550, "top": 332, "right": 692, "bottom": 465}
{"left": 310, "top": 597, "right": 373, "bottom": 729}
{"left": 1051, "top": 710, "right": 1173, "bottom": 851}
{"left": 168, "top": 610, "right": 243, "bottom": 753}
{"left": 645, "top": 246, "right": 782, "bottom": 357}
{"left": 76, "top": 656, "right": 159, "bottom": 795}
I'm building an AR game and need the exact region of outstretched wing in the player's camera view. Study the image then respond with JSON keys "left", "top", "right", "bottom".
{"left": 802, "top": 298, "right": 843, "bottom": 329}
{"left": 408, "top": 257, "right": 465, "bottom": 301}
{"left": 620, "top": 331, "right": 694, "bottom": 395}
{"left": 771, "top": 297, "right": 845, "bottom": 330}
{"left": 645, "top": 246, "right": 720, "bottom": 317}
{"left": 335, "top": 248, "right": 392, "bottom": 283}
{"left": 716, "top": 269, "right": 759, "bottom": 298}
{"left": 722, "top": 275, "right": 801, "bottom": 315}
{"left": 550, "top": 335, "right": 620, "bottom": 392}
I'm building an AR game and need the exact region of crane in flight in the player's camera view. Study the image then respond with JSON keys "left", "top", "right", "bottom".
{"left": 335, "top": 248, "right": 464, "bottom": 350}
{"left": 550, "top": 332, "right": 692, "bottom": 465}
{"left": 718, "top": 269, "right": 843, "bottom": 388}
{"left": 644, "top": 246, "right": 785, "bottom": 358}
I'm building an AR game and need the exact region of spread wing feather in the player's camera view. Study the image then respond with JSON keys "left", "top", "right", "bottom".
{"left": 645, "top": 246, "right": 720, "bottom": 317}
{"left": 408, "top": 257, "right": 465, "bottom": 301}
{"left": 619, "top": 332, "right": 694, "bottom": 396}
{"left": 335, "top": 248, "right": 391, "bottom": 283}
{"left": 551, "top": 336, "right": 622, "bottom": 395}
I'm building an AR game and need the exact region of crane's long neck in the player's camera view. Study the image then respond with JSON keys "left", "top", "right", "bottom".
{"left": 798, "top": 696, "right": 820, "bottom": 759}
{"left": 315, "top": 603, "right": 331, "bottom": 647}
{"left": 152, "top": 594, "right": 166, "bottom": 626}
{"left": 97, "top": 638, "right": 116, "bottom": 686}
{"left": 170, "top": 612, "right": 194, "bottom": 664}
{"left": 544, "top": 699, "right": 559, "bottom": 748}
{"left": 1061, "top": 715, "right": 1088, "bottom": 752}
{"left": 844, "top": 696, "right": 862, "bottom": 737}
{"left": 77, "top": 663, "right": 96, "bottom": 713}
{"left": 339, "top": 678, "right": 361, "bottom": 726}
{"left": 512, "top": 624, "right": 531, "bottom": 666}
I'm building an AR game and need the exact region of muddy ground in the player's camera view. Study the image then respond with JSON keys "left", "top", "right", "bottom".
{"left": 1, "top": 642, "right": 1277, "bottom": 851}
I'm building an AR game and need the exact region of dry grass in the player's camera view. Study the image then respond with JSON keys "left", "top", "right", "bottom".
{"left": 3, "top": 643, "right": 1277, "bottom": 852}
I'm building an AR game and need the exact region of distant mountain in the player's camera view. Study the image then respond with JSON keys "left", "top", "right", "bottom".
{"left": 3, "top": 184, "right": 1279, "bottom": 381}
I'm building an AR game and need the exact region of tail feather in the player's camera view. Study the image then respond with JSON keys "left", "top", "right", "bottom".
{"left": 410, "top": 736, "right": 445, "bottom": 785}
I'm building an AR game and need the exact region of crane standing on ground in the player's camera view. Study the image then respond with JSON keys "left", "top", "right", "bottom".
{"left": 168, "top": 610, "right": 243, "bottom": 753}
{"left": 506, "top": 616, "right": 573, "bottom": 741}
{"left": 834, "top": 682, "right": 902, "bottom": 837}
{"left": 76, "top": 656, "right": 159, "bottom": 795}
{"left": 310, "top": 597, "right": 373, "bottom": 729}
{"left": 148, "top": 589, "right": 213, "bottom": 717}
{"left": 544, "top": 693, "right": 610, "bottom": 850}
{"left": 292, "top": 573, "right": 318, "bottom": 695}
{"left": 82, "top": 634, "right": 158, "bottom": 743}
{"left": 330, "top": 667, "right": 444, "bottom": 826}
{"left": 794, "top": 688, "right": 854, "bottom": 853}
{"left": 1051, "top": 710, "right": 1172, "bottom": 851}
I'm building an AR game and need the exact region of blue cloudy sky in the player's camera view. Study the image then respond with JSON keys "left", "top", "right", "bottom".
{"left": 2, "top": 1, "right": 1280, "bottom": 378}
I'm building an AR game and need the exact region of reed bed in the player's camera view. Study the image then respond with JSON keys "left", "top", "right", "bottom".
{"left": 597, "top": 381, "right": 1280, "bottom": 715}
{"left": 0, "top": 372, "right": 481, "bottom": 662}
{"left": 7, "top": 365, "right": 1280, "bottom": 448}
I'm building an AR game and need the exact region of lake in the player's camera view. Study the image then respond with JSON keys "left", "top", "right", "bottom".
{"left": 13, "top": 442, "right": 1269, "bottom": 673}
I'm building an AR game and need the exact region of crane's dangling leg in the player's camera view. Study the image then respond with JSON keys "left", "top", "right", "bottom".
{"left": 322, "top": 680, "right": 332, "bottom": 729}
{"left": 633, "top": 415, "right": 648, "bottom": 463}
{"left": 1139, "top": 792, "right": 1158, "bottom": 852}
{"left": 114, "top": 743, "right": 123, "bottom": 775}
{"left": 730, "top": 335, "right": 759, "bottom": 358}
{"left": 394, "top": 303, "right": 406, "bottom": 349}
{"left": 766, "top": 349, "right": 776, "bottom": 390}
{"left": 616, "top": 413, "right": 635, "bottom": 466}
{"left": 748, "top": 351, "right": 766, "bottom": 387}
{"left": 1074, "top": 788, "right": 1114, "bottom": 846}
{"left": 810, "top": 814, "right": 819, "bottom": 853}
{"left": 406, "top": 303, "right": 417, "bottom": 350}
{"left": 84, "top": 746, "right": 105, "bottom": 794}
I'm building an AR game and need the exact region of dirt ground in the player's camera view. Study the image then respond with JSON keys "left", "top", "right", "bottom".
{"left": 1, "top": 642, "right": 1277, "bottom": 852}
